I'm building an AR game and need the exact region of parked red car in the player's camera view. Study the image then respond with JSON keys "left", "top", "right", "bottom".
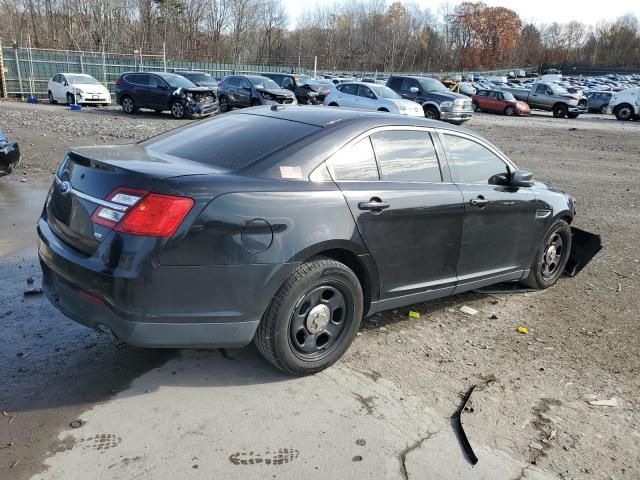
{"left": 472, "top": 90, "right": 531, "bottom": 116}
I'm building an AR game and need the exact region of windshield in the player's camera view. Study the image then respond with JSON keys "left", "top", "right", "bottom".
{"left": 294, "top": 75, "right": 315, "bottom": 86}
{"left": 502, "top": 92, "right": 516, "bottom": 101}
{"left": 182, "top": 73, "right": 215, "bottom": 83}
{"left": 549, "top": 85, "right": 569, "bottom": 94}
{"left": 67, "top": 75, "right": 101, "bottom": 85}
{"left": 161, "top": 74, "right": 197, "bottom": 89}
{"left": 418, "top": 78, "right": 448, "bottom": 92}
{"left": 249, "top": 77, "right": 280, "bottom": 90}
{"left": 369, "top": 85, "right": 401, "bottom": 99}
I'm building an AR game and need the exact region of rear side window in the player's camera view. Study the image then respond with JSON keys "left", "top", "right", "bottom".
{"left": 442, "top": 134, "right": 509, "bottom": 184}
{"left": 125, "top": 74, "right": 148, "bottom": 86}
{"left": 340, "top": 84, "right": 358, "bottom": 96}
{"left": 144, "top": 114, "right": 318, "bottom": 170}
{"left": 371, "top": 130, "right": 441, "bottom": 182}
{"left": 328, "top": 138, "right": 379, "bottom": 181}
{"left": 388, "top": 77, "right": 403, "bottom": 90}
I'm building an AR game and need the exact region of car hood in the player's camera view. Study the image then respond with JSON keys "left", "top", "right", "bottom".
{"left": 426, "top": 91, "right": 467, "bottom": 101}
{"left": 73, "top": 83, "right": 109, "bottom": 91}
{"left": 256, "top": 87, "right": 295, "bottom": 97}
{"left": 194, "top": 82, "right": 218, "bottom": 89}
{"left": 301, "top": 83, "right": 331, "bottom": 94}
{"left": 178, "top": 86, "right": 216, "bottom": 94}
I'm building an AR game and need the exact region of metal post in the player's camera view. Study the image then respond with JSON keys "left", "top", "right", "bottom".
{"left": 80, "top": 52, "right": 84, "bottom": 73}
{"left": 314, "top": 56, "right": 317, "bottom": 78}
{"left": 0, "top": 39, "right": 6, "bottom": 98}
{"left": 102, "top": 46, "right": 106, "bottom": 84}
{"left": 27, "top": 35, "right": 35, "bottom": 99}
{"left": 13, "top": 41, "right": 24, "bottom": 100}
{"left": 139, "top": 48, "right": 143, "bottom": 71}
{"left": 163, "top": 42, "right": 167, "bottom": 72}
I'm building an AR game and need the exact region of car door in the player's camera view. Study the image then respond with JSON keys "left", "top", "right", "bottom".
{"left": 357, "top": 85, "right": 379, "bottom": 110}
{"left": 50, "top": 75, "right": 61, "bottom": 100}
{"left": 337, "top": 84, "right": 358, "bottom": 108}
{"left": 438, "top": 131, "right": 537, "bottom": 290}
{"left": 327, "top": 128, "right": 465, "bottom": 301}
{"left": 529, "top": 83, "right": 548, "bottom": 109}
{"left": 486, "top": 91, "right": 501, "bottom": 112}
{"left": 400, "top": 78, "right": 421, "bottom": 101}
{"left": 236, "top": 77, "right": 252, "bottom": 107}
{"left": 147, "top": 75, "right": 171, "bottom": 108}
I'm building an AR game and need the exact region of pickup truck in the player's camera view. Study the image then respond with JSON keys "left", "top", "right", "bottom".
{"left": 606, "top": 87, "right": 640, "bottom": 121}
{"left": 386, "top": 75, "right": 473, "bottom": 124}
{"left": 498, "top": 82, "right": 588, "bottom": 118}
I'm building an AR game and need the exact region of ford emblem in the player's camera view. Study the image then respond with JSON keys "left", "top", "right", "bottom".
{"left": 59, "top": 180, "right": 72, "bottom": 195}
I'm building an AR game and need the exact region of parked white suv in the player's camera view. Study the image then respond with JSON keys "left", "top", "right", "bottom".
{"left": 606, "top": 87, "right": 640, "bottom": 121}
{"left": 324, "top": 82, "right": 424, "bottom": 116}
{"left": 47, "top": 73, "right": 111, "bottom": 106}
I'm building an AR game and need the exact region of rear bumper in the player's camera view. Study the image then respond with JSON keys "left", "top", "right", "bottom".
{"left": 38, "top": 218, "right": 297, "bottom": 348}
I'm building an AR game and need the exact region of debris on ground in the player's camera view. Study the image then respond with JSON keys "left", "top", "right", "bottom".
{"left": 459, "top": 306, "right": 478, "bottom": 316}
{"left": 10, "top": 460, "right": 19, "bottom": 468}
{"left": 69, "top": 419, "right": 86, "bottom": 429}
{"left": 26, "top": 276, "right": 34, "bottom": 284}
{"left": 16, "top": 352, "right": 31, "bottom": 358}
{"left": 588, "top": 398, "right": 618, "bottom": 407}
{"left": 518, "top": 326, "right": 529, "bottom": 334}
{"left": 454, "top": 385, "right": 478, "bottom": 465}
{"left": 23, "top": 287, "right": 43, "bottom": 296}
{"left": 408, "top": 310, "right": 421, "bottom": 319}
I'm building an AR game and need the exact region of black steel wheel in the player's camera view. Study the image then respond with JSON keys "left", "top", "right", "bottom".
{"left": 553, "top": 103, "right": 568, "bottom": 118}
{"left": 254, "top": 256, "right": 363, "bottom": 375}
{"left": 522, "top": 219, "right": 572, "bottom": 289}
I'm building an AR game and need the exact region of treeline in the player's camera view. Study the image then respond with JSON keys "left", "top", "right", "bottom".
{"left": 1, "top": 0, "right": 639, "bottom": 72}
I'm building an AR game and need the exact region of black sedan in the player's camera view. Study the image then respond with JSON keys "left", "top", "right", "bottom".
{"left": 0, "top": 130, "right": 21, "bottom": 176}
{"left": 217, "top": 75, "right": 297, "bottom": 112}
{"left": 38, "top": 107, "right": 577, "bottom": 375}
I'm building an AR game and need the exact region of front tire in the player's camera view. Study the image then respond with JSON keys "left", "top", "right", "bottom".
{"left": 66, "top": 93, "right": 75, "bottom": 105}
{"left": 615, "top": 104, "right": 634, "bottom": 121}
{"left": 254, "top": 256, "right": 363, "bottom": 375}
{"left": 424, "top": 106, "right": 440, "bottom": 120}
{"left": 522, "top": 219, "right": 572, "bottom": 289}
{"left": 170, "top": 100, "right": 191, "bottom": 119}
{"left": 553, "top": 103, "right": 568, "bottom": 118}
{"left": 504, "top": 105, "right": 515, "bottom": 116}
{"left": 48, "top": 91, "right": 57, "bottom": 104}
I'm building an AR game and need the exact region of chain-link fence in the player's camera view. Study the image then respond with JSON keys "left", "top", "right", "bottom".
{"left": 0, "top": 40, "right": 298, "bottom": 99}
{"left": 0, "top": 38, "right": 540, "bottom": 100}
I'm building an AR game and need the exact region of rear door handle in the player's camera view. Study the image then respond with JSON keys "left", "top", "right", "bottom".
{"left": 469, "top": 196, "right": 490, "bottom": 208}
{"left": 358, "top": 198, "right": 389, "bottom": 213}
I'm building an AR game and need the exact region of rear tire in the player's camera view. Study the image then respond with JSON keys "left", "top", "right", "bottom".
{"left": 121, "top": 96, "right": 136, "bottom": 114}
{"left": 424, "top": 106, "right": 440, "bottom": 120}
{"left": 328, "top": 102, "right": 339, "bottom": 107}
{"left": 600, "top": 105, "right": 608, "bottom": 114}
{"left": 377, "top": 108, "right": 389, "bottom": 112}
{"left": 521, "top": 219, "right": 572, "bottom": 289}
{"left": 254, "top": 256, "right": 363, "bottom": 375}
{"left": 472, "top": 101, "right": 480, "bottom": 112}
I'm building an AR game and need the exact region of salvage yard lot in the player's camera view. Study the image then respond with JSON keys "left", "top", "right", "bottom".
{"left": 0, "top": 101, "right": 639, "bottom": 479}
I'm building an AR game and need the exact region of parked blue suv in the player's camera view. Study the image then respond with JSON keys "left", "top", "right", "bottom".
{"left": 115, "top": 72, "right": 217, "bottom": 119}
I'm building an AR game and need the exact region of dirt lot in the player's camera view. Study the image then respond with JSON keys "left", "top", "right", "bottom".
{"left": 0, "top": 101, "right": 638, "bottom": 480}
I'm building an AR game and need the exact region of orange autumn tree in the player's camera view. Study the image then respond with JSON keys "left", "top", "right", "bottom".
{"left": 449, "top": 2, "right": 523, "bottom": 70}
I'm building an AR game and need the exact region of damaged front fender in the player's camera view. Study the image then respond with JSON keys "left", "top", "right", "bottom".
{"left": 172, "top": 87, "right": 218, "bottom": 117}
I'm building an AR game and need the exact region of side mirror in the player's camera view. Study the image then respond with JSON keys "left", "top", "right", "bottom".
{"left": 510, "top": 169, "right": 534, "bottom": 187}
{"left": 64, "top": 82, "right": 69, "bottom": 87}
{"left": 410, "top": 87, "right": 419, "bottom": 93}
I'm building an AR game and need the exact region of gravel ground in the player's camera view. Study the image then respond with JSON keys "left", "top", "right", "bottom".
{"left": 1, "top": 100, "right": 639, "bottom": 480}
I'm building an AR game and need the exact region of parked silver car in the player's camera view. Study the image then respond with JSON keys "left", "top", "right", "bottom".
{"left": 324, "top": 82, "right": 424, "bottom": 117}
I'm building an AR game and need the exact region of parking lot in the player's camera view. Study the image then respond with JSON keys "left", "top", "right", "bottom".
{"left": 1, "top": 101, "right": 639, "bottom": 480}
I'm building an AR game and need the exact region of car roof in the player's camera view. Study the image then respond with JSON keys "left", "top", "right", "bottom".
{"left": 174, "top": 70, "right": 210, "bottom": 75}
{"left": 234, "top": 105, "right": 471, "bottom": 133}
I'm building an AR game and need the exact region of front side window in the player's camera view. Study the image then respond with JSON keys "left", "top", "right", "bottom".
{"left": 442, "top": 134, "right": 509, "bottom": 184}
{"left": 340, "top": 84, "right": 358, "bottom": 96}
{"left": 239, "top": 78, "right": 251, "bottom": 89}
{"left": 358, "top": 86, "right": 376, "bottom": 99}
{"left": 327, "top": 137, "right": 379, "bottom": 181}
{"left": 371, "top": 130, "right": 441, "bottom": 183}
{"left": 535, "top": 84, "right": 547, "bottom": 95}
{"left": 148, "top": 76, "right": 166, "bottom": 88}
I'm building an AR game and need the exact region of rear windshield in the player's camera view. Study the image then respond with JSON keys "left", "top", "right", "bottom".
{"left": 143, "top": 113, "right": 318, "bottom": 170}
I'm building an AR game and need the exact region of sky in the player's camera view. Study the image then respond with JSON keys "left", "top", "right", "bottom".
{"left": 284, "top": 0, "right": 640, "bottom": 28}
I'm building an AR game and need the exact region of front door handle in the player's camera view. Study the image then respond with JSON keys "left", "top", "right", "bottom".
{"left": 358, "top": 198, "right": 389, "bottom": 213}
{"left": 469, "top": 196, "right": 490, "bottom": 208}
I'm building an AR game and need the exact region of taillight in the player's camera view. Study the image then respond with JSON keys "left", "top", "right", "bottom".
{"left": 115, "top": 78, "right": 122, "bottom": 86}
{"left": 91, "top": 188, "right": 194, "bottom": 237}
{"left": 114, "top": 194, "right": 194, "bottom": 237}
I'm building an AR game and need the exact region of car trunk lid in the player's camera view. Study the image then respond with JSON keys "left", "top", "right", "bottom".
{"left": 46, "top": 144, "right": 220, "bottom": 255}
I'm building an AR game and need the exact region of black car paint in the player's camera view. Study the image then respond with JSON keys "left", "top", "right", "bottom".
{"left": 0, "top": 131, "right": 21, "bottom": 176}
{"left": 115, "top": 72, "right": 217, "bottom": 116}
{"left": 261, "top": 72, "right": 331, "bottom": 104}
{"left": 217, "top": 75, "right": 296, "bottom": 109}
{"left": 38, "top": 107, "right": 575, "bottom": 349}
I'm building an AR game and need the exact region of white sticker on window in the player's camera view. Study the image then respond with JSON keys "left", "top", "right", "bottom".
{"left": 280, "top": 166, "right": 303, "bottom": 179}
